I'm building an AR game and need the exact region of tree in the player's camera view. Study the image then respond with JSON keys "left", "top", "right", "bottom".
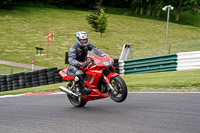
{"left": 176, "top": 0, "right": 184, "bottom": 21}
{"left": 175, "top": 0, "right": 200, "bottom": 21}
{"left": 130, "top": 0, "right": 140, "bottom": 15}
{"left": 96, "top": 8, "right": 108, "bottom": 37}
{"left": 86, "top": 7, "right": 108, "bottom": 37}
{"left": 155, "top": 0, "right": 164, "bottom": 18}
{"left": 140, "top": 0, "right": 144, "bottom": 15}
{"left": 184, "top": 0, "right": 200, "bottom": 12}
{"left": 0, "top": 0, "right": 12, "bottom": 9}
{"left": 146, "top": 0, "right": 153, "bottom": 16}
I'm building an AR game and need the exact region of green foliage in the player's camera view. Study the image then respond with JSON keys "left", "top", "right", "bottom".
{"left": 125, "top": 0, "right": 200, "bottom": 21}
{"left": 1, "top": 0, "right": 199, "bottom": 22}
{"left": 96, "top": 8, "right": 108, "bottom": 36}
{"left": 86, "top": 8, "right": 108, "bottom": 37}
{"left": 86, "top": 13, "right": 99, "bottom": 31}
{"left": 0, "top": 0, "right": 12, "bottom": 9}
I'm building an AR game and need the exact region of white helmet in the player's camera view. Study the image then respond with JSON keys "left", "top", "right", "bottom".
{"left": 75, "top": 31, "right": 89, "bottom": 47}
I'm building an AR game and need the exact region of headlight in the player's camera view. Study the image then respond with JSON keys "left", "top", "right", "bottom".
{"left": 102, "top": 59, "right": 113, "bottom": 67}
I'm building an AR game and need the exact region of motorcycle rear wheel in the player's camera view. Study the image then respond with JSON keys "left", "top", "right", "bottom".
{"left": 66, "top": 82, "right": 87, "bottom": 107}
{"left": 67, "top": 94, "right": 87, "bottom": 107}
{"left": 108, "top": 76, "right": 127, "bottom": 102}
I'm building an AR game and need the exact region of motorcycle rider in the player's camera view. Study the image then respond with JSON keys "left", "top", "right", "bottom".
{"left": 68, "top": 31, "right": 95, "bottom": 95}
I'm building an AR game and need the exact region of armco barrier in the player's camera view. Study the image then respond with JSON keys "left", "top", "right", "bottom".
{"left": 119, "top": 51, "right": 200, "bottom": 75}
{"left": 119, "top": 54, "right": 177, "bottom": 75}
{"left": 113, "top": 59, "right": 119, "bottom": 74}
{"left": 176, "top": 51, "right": 200, "bottom": 71}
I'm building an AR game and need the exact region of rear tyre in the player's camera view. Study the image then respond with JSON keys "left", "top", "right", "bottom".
{"left": 108, "top": 76, "right": 127, "bottom": 102}
{"left": 66, "top": 82, "right": 87, "bottom": 107}
{"left": 67, "top": 95, "right": 87, "bottom": 107}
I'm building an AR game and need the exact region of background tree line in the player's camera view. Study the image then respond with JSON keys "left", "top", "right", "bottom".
{"left": 1, "top": 0, "right": 200, "bottom": 21}
{"left": 127, "top": 0, "right": 200, "bottom": 21}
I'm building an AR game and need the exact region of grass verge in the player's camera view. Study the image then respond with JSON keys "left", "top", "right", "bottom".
{"left": 0, "top": 69, "right": 199, "bottom": 96}
{"left": 122, "top": 69, "right": 200, "bottom": 92}
{"left": 0, "top": 64, "right": 32, "bottom": 75}
{"left": 0, "top": 82, "right": 64, "bottom": 96}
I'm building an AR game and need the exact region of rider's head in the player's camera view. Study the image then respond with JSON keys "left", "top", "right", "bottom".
{"left": 75, "top": 31, "right": 89, "bottom": 47}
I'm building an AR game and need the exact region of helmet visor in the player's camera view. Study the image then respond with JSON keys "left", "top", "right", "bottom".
{"left": 79, "top": 39, "right": 88, "bottom": 45}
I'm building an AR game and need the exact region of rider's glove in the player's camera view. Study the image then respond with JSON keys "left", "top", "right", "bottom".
{"left": 78, "top": 62, "right": 88, "bottom": 68}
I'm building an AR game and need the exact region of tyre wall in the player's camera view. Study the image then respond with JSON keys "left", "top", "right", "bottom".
{"left": 0, "top": 67, "right": 66, "bottom": 92}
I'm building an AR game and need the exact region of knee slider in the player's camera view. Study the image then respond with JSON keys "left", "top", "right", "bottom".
{"left": 74, "top": 76, "right": 80, "bottom": 82}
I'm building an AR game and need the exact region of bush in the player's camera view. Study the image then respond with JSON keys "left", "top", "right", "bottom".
{"left": 86, "top": 8, "right": 108, "bottom": 37}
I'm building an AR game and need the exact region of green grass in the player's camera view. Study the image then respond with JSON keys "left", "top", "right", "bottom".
{"left": 0, "top": 64, "right": 32, "bottom": 75}
{"left": 122, "top": 69, "right": 200, "bottom": 92}
{"left": 0, "top": 69, "right": 200, "bottom": 96}
{"left": 0, "top": 7, "right": 199, "bottom": 95}
{"left": 0, "top": 82, "right": 64, "bottom": 96}
{"left": 0, "top": 7, "right": 199, "bottom": 68}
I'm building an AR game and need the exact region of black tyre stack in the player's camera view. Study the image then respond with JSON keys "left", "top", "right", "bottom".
{"left": 18, "top": 73, "right": 26, "bottom": 89}
{"left": 25, "top": 72, "right": 32, "bottom": 88}
{"left": 12, "top": 74, "right": 19, "bottom": 90}
{"left": 0, "top": 76, "right": 8, "bottom": 92}
{"left": 38, "top": 69, "right": 48, "bottom": 86}
{"left": 0, "top": 67, "right": 67, "bottom": 92}
{"left": 31, "top": 71, "right": 39, "bottom": 87}
{"left": 7, "top": 75, "right": 13, "bottom": 91}
{"left": 113, "top": 59, "right": 119, "bottom": 73}
{"left": 54, "top": 69, "right": 62, "bottom": 83}
{"left": 47, "top": 67, "right": 57, "bottom": 85}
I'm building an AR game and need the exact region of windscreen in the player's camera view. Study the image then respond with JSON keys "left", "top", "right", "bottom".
{"left": 88, "top": 48, "right": 106, "bottom": 57}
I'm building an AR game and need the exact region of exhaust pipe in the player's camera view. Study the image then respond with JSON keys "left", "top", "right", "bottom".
{"left": 59, "top": 86, "right": 78, "bottom": 97}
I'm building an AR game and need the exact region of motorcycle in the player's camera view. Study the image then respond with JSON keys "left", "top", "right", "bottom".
{"left": 59, "top": 48, "right": 127, "bottom": 107}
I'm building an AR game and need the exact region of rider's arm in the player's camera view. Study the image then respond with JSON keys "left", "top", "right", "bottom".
{"left": 68, "top": 47, "right": 79, "bottom": 66}
{"left": 88, "top": 43, "right": 95, "bottom": 51}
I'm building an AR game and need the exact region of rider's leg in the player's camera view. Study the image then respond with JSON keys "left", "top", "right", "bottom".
{"left": 69, "top": 65, "right": 84, "bottom": 95}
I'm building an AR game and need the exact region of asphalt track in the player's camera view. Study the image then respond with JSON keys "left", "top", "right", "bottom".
{"left": 0, "top": 93, "right": 200, "bottom": 133}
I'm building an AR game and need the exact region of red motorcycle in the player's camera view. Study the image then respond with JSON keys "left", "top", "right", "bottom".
{"left": 59, "top": 48, "right": 127, "bottom": 107}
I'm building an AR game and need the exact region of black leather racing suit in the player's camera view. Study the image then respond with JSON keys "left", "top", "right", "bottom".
{"left": 68, "top": 42, "right": 95, "bottom": 78}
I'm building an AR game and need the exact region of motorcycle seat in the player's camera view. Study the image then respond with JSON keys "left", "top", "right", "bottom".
{"left": 67, "top": 69, "right": 75, "bottom": 77}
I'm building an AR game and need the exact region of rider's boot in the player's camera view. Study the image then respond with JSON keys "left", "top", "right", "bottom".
{"left": 74, "top": 76, "right": 82, "bottom": 96}
{"left": 74, "top": 75, "right": 91, "bottom": 95}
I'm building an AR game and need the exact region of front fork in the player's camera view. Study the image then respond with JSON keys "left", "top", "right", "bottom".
{"left": 102, "top": 73, "right": 119, "bottom": 92}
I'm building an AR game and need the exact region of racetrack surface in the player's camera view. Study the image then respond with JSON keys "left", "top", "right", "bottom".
{"left": 0, "top": 93, "right": 200, "bottom": 133}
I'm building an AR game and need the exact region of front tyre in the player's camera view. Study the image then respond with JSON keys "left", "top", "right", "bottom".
{"left": 108, "top": 76, "right": 127, "bottom": 102}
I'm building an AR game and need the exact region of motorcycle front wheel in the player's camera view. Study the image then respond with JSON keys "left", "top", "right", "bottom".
{"left": 108, "top": 76, "right": 127, "bottom": 102}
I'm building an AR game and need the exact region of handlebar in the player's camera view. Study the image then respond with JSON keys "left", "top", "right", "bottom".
{"left": 86, "top": 58, "right": 94, "bottom": 68}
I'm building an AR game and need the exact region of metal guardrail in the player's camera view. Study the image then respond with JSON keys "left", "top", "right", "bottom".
{"left": 119, "top": 51, "right": 200, "bottom": 75}
{"left": 121, "top": 54, "right": 177, "bottom": 75}
{"left": 177, "top": 51, "right": 200, "bottom": 71}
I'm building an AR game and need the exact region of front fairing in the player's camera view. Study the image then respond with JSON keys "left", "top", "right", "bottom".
{"left": 87, "top": 48, "right": 114, "bottom": 68}
{"left": 87, "top": 54, "right": 113, "bottom": 68}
